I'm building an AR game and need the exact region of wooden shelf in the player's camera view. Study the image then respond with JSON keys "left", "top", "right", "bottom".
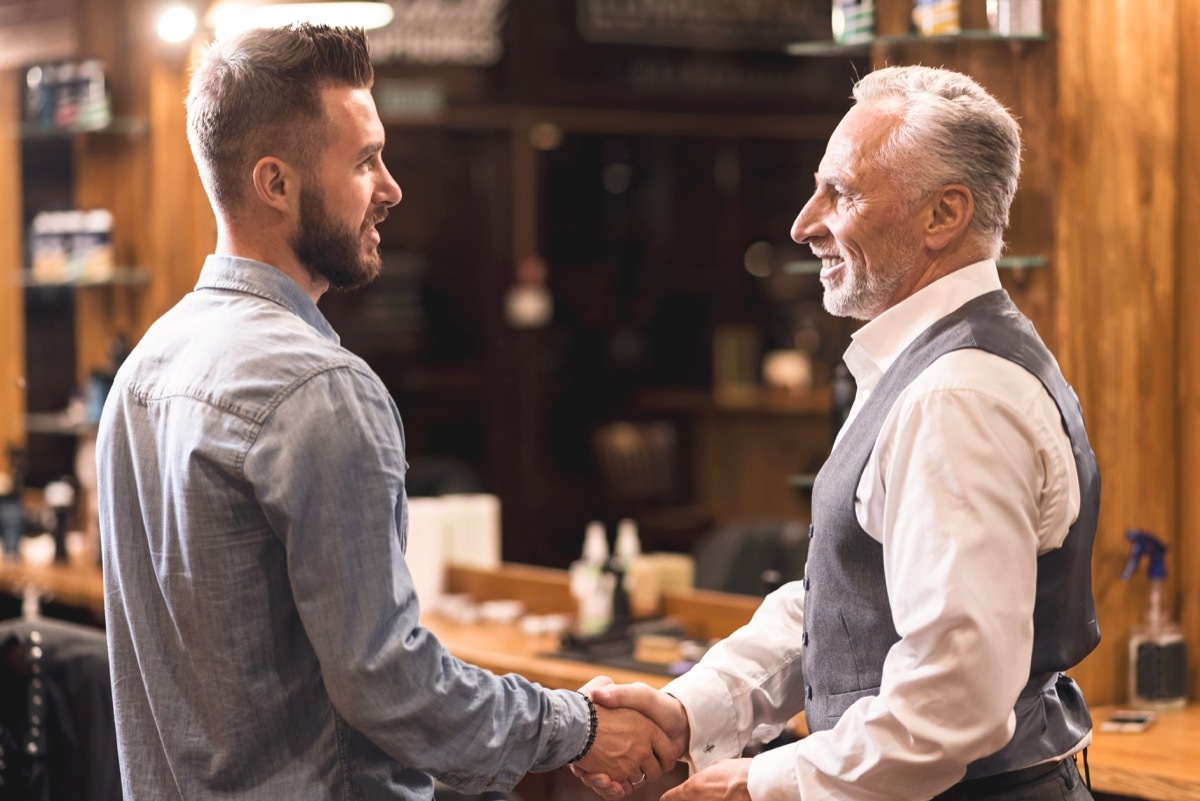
{"left": 785, "top": 30, "right": 1048, "bottom": 57}
{"left": 19, "top": 266, "right": 149, "bottom": 288}
{"left": 634, "top": 385, "right": 832, "bottom": 417}
{"left": 782, "top": 255, "right": 1048, "bottom": 276}
{"left": 17, "top": 116, "right": 148, "bottom": 139}
{"left": 24, "top": 412, "right": 98, "bottom": 438}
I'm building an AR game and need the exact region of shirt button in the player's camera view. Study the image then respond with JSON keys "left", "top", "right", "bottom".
{"left": 806, "top": 684, "right": 813, "bottom": 700}
{"left": 802, "top": 631, "right": 808, "bottom": 646}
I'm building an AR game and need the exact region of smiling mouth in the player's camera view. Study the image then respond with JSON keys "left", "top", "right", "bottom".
{"left": 813, "top": 253, "right": 844, "bottom": 280}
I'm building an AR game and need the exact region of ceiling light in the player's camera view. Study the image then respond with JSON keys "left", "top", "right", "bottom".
{"left": 158, "top": 4, "right": 198, "bottom": 42}
{"left": 209, "top": 1, "right": 394, "bottom": 40}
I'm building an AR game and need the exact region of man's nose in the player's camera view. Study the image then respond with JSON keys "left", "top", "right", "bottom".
{"left": 790, "top": 194, "right": 826, "bottom": 244}
{"left": 377, "top": 166, "right": 402, "bottom": 207}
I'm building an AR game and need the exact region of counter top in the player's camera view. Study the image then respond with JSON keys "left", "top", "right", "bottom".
{"left": 3, "top": 560, "right": 1197, "bottom": 801}
{"left": 0, "top": 557, "right": 105, "bottom": 613}
{"left": 1087, "top": 704, "right": 1200, "bottom": 801}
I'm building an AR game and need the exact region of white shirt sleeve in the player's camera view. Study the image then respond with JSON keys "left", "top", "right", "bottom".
{"left": 743, "top": 351, "right": 1079, "bottom": 801}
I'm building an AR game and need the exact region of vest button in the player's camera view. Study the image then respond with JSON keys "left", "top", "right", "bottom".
{"left": 806, "top": 684, "right": 813, "bottom": 700}
{"left": 808, "top": 524, "right": 814, "bottom": 539}
{"left": 803, "top": 576, "right": 810, "bottom": 591}
{"left": 802, "top": 631, "right": 808, "bottom": 646}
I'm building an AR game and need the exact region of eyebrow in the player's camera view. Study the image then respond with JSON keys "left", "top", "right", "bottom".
{"left": 355, "top": 142, "right": 384, "bottom": 161}
{"left": 813, "top": 171, "right": 842, "bottom": 189}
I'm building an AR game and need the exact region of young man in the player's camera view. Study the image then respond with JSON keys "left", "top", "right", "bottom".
{"left": 97, "top": 24, "right": 678, "bottom": 801}
{"left": 577, "top": 65, "right": 1099, "bottom": 801}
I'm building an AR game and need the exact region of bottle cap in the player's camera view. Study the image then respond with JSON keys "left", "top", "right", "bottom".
{"left": 614, "top": 518, "right": 641, "bottom": 564}
{"left": 583, "top": 520, "right": 609, "bottom": 564}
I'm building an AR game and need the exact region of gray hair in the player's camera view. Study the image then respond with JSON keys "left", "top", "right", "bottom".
{"left": 852, "top": 65, "right": 1021, "bottom": 250}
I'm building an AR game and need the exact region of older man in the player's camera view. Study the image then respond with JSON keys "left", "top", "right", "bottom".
{"left": 579, "top": 65, "right": 1099, "bottom": 801}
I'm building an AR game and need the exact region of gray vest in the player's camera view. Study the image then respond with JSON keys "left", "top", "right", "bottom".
{"left": 802, "top": 290, "right": 1100, "bottom": 779}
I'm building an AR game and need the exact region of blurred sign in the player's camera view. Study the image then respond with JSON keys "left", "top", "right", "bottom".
{"left": 371, "top": 0, "right": 508, "bottom": 66}
{"left": 577, "top": 0, "right": 832, "bottom": 50}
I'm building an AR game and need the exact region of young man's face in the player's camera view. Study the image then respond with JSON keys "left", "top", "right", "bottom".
{"left": 291, "top": 85, "right": 402, "bottom": 291}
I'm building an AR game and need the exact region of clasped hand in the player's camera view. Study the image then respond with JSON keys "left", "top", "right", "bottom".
{"left": 572, "top": 678, "right": 689, "bottom": 799}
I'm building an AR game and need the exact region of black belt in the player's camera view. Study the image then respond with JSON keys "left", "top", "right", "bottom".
{"left": 932, "top": 759, "right": 1064, "bottom": 800}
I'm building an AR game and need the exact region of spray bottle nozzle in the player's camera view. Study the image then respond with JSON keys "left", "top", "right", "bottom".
{"left": 1121, "top": 528, "right": 1168, "bottom": 582}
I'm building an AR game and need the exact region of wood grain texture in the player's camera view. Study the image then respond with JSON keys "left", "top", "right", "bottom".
{"left": 1056, "top": 0, "right": 1182, "bottom": 706}
{"left": 1088, "top": 705, "right": 1200, "bottom": 801}
{"left": 1177, "top": 0, "right": 1200, "bottom": 702}
{"left": 0, "top": 70, "right": 24, "bottom": 473}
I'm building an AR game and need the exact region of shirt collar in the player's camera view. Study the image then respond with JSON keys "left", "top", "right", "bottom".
{"left": 842, "top": 259, "right": 1002, "bottom": 390}
{"left": 194, "top": 255, "right": 340, "bottom": 344}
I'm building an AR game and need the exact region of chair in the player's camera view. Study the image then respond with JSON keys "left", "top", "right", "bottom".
{"left": 691, "top": 518, "right": 810, "bottom": 596}
{"left": 591, "top": 421, "right": 710, "bottom": 552}
{"left": 0, "top": 617, "right": 121, "bottom": 801}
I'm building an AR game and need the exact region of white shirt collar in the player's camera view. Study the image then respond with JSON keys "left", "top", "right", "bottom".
{"left": 843, "top": 260, "right": 1002, "bottom": 390}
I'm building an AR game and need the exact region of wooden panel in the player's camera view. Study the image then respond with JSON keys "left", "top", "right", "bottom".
{"left": 71, "top": 0, "right": 151, "bottom": 386}
{"left": 868, "top": 27, "right": 1059, "bottom": 350}
{"left": 1056, "top": 0, "right": 1181, "bottom": 706}
{"left": 69, "top": 0, "right": 214, "bottom": 384}
{"left": 0, "top": 70, "right": 23, "bottom": 472}
{"left": 1178, "top": 0, "right": 1200, "bottom": 701}
{"left": 0, "top": 0, "right": 76, "bottom": 71}
{"left": 692, "top": 410, "right": 828, "bottom": 524}
{"left": 144, "top": 52, "right": 216, "bottom": 331}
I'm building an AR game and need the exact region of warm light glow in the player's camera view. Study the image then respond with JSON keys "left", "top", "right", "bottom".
{"left": 211, "top": 2, "right": 395, "bottom": 40}
{"left": 158, "top": 4, "right": 198, "bottom": 42}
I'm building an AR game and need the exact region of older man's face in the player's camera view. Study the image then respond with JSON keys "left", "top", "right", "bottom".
{"left": 789, "top": 101, "right": 927, "bottom": 321}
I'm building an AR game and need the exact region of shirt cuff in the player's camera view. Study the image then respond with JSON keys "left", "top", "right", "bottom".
{"left": 534, "top": 688, "right": 592, "bottom": 772}
{"left": 665, "top": 667, "right": 742, "bottom": 771}
{"left": 748, "top": 743, "right": 802, "bottom": 801}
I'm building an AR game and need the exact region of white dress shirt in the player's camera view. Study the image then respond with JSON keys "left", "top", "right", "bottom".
{"left": 665, "top": 261, "right": 1085, "bottom": 801}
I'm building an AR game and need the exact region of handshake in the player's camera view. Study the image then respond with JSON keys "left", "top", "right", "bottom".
{"left": 569, "top": 678, "right": 753, "bottom": 801}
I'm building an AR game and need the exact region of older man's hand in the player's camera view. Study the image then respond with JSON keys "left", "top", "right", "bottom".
{"left": 662, "top": 758, "right": 752, "bottom": 801}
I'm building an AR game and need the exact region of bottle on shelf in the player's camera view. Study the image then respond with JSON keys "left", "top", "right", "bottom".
{"left": 609, "top": 518, "right": 642, "bottom": 624}
{"left": 1121, "top": 529, "right": 1188, "bottom": 711}
{"left": 44, "top": 477, "right": 76, "bottom": 564}
{"left": 569, "top": 520, "right": 615, "bottom": 636}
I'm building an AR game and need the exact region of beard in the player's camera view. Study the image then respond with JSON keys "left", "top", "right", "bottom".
{"left": 819, "top": 228, "right": 920, "bottom": 321}
{"left": 291, "top": 185, "right": 385, "bottom": 292}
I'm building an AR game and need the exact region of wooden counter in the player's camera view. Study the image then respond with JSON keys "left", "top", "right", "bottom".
{"left": 1088, "top": 705, "right": 1200, "bottom": 801}
{"left": 4, "top": 561, "right": 1199, "bottom": 801}
{"left": 0, "top": 557, "right": 105, "bottom": 614}
{"left": 422, "top": 614, "right": 675, "bottom": 691}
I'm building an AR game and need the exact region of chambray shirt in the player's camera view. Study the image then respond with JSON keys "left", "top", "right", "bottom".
{"left": 97, "top": 256, "right": 588, "bottom": 801}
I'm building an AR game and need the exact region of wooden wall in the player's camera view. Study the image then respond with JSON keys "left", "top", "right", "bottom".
{"left": 1056, "top": 0, "right": 1192, "bottom": 705}
{"left": 0, "top": 74, "right": 23, "bottom": 477}
{"left": 1178, "top": 0, "right": 1200, "bottom": 701}
{"left": 4, "top": 0, "right": 1200, "bottom": 708}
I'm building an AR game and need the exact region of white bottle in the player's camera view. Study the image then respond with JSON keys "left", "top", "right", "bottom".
{"left": 613, "top": 518, "right": 641, "bottom": 569}
{"left": 569, "top": 521, "right": 614, "bottom": 636}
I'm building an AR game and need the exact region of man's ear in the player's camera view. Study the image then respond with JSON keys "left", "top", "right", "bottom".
{"left": 251, "top": 157, "right": 299, "bottom": 214}
{"left": 924, "top": 184, "right": 974, "bottom": 251}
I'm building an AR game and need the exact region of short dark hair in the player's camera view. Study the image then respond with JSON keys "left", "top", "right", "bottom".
{"left": 186, "top": 24, "right": 374, "bottom": 214}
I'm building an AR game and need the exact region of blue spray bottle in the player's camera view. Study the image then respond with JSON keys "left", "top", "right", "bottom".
{"left": 1121, "top": 529, "right": 1187, "bottom": 710}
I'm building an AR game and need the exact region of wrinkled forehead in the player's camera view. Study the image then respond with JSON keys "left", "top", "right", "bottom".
{"left": 819, "top": 100, "right": 905, "bottom": 182}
